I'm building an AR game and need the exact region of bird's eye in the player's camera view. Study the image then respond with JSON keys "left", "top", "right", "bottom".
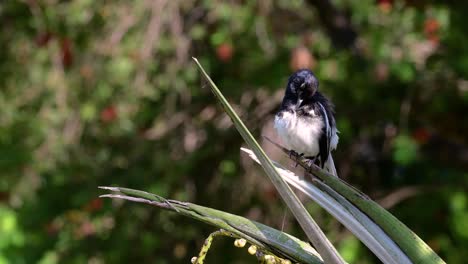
{"left": 293, "top": 78, "right": 302, "bottom": 85}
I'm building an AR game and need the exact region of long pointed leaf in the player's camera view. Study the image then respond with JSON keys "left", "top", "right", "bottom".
{"left": 268, "top": 142, "right": 445, "bottom": 264}
{"left": 192, "top": 57, "right": 344, "bottom": 264}
{"left": 241, "top": 147, "right": 411, "bottom": 264}
{"left": 99, "top": 186, "right": 323, "bottom": 264}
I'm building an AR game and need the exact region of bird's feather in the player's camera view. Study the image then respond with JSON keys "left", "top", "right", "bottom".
{"left": 317, "top": 102, "right": 331, "bottom": 167}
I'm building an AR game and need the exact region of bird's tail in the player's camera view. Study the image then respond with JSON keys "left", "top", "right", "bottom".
{"left": 325, "top": 154, "right": 338, "bottom": 177}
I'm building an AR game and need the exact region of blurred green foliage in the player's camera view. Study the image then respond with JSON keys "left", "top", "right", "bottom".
{"left": 0, "top": 0, "right": 467, "bottom": 263}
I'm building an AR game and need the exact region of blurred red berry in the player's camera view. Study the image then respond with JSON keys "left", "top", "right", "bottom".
{"left": 84, "top": 198, "right": 103, "bottom": 212}
{"left": 216, "top": 43, "right": 233, "bottom": 62}
{"left": 424, "top": 19, "right": 440, "bottom": 45}
{"left": 100, "top": 106, "right": 117, "bottom": 123}
{"left": 424, "top": 18, "right": 439, "bottom": 35}
{"left": 60, "top": 38, "right": 73, "bottom": 68}
{"left": 412, "top": 128, "right": 430, "bottom": 144}
{"left": 378, "top": 0, "right": 392, "bottom": 13}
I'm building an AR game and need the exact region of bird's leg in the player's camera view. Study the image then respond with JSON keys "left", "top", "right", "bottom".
{"left": 304, "top": 156, "right": 318, "bottom": 170}
{"left": 295, "top": 154, "right": 305, "bottom": 167}
{"left": 288, "top": 149, "right": 300, "bottom": 159}
{"left": 287, "top": 150, "right": 303, "bottom": 167}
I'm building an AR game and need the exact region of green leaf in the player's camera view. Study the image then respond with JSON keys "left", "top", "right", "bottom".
{"left": 192, "top": 57, "right": 345, "bottom": 264}
{"left": 241, "top": 147, "right": 411, "bottom": 264}
{"left": 99, "top": 186, "right": 323, "bottom": 264}
{"left": 301, "top": 159, "right": 445, "bottom": 264}
{"left": 253, "top": 136, "right": 444, "bottom": 263}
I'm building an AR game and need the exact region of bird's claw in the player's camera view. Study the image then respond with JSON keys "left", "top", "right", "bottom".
{"left": 305, "top": 158, "right": 315, "bottom": 169}
{"left": 288, "top": 150, "right": 300, "bottom": 159}
{"left": 288, "top": 150, "right": 304, "bottom": 167}
{"left": 304, "top": 156, "right": 318, "bottom": 171}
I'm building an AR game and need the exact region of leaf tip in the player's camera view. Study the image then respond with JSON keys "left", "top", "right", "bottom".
{"left": 98, "top": 186, "right": 120, "bottom": 192}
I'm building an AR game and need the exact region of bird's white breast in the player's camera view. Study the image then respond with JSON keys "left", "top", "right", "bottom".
{"left": 274, "top": 110, "right": 324, "bottom": 157}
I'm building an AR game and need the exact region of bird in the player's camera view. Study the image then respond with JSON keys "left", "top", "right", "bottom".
{"left": 274, "top": 69, "right": 339, "bottom": 176}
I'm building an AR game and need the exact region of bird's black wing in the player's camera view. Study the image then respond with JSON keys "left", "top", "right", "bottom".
{"left": 317, "top": 102, "right": 331, "bottom": 168}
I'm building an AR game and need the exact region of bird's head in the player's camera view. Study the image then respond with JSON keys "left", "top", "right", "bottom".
{"left": 286, "top": 69, "right": 319, "bottom": 107}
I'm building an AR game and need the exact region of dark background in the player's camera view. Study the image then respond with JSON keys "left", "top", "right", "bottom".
{"left": 1, "top": 0, "right": 467, "bottom": 263}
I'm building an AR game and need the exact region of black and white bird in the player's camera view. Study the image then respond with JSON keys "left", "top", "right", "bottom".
{"left": 274, "top": 69, "right": 339, "bottom": 176}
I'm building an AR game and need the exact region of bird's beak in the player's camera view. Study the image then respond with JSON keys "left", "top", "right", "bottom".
{"left": 296, "top": 98, "right": 303, "bottom": 108}
{"left": 296, "top": 93, "right": 303, "bottom": 108}
{"left": 296, "top": 83, "right": 306, "bottom": 108}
